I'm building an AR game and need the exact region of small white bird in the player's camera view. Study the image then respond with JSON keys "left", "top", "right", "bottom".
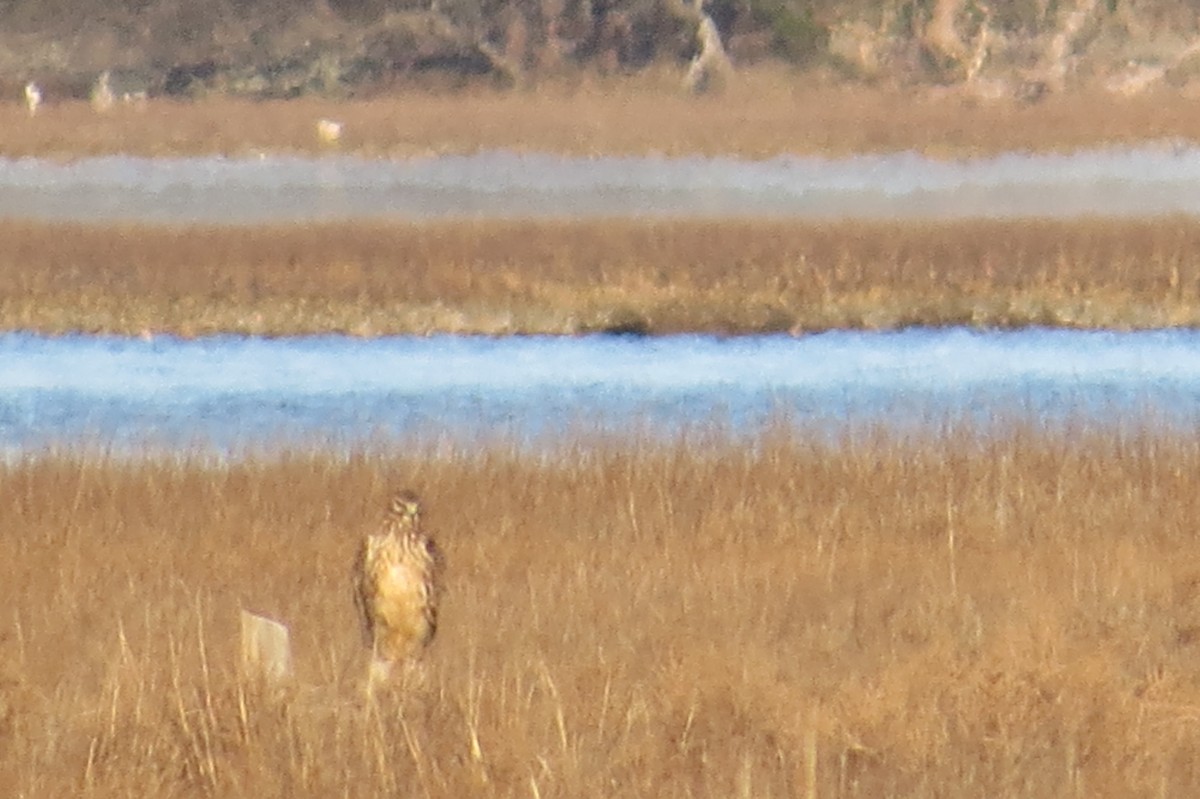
{"left": 23, "top": 82, "right": 41, "bottom": 116}
{"left": 90, "top": 71, "right": 115, "bottom": 113}
{"left": 316, "top": 118, "right": 343, "bottom": 145}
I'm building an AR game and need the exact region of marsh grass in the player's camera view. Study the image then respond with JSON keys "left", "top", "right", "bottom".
{"left": 5, "top": 424, "right": 1200, "bottom": 796}
{"left": 3, "top": 216, "right": 1200, "bottom": 336}
{"left": 3, "top": 70, "right": 1200, "bottom": 159}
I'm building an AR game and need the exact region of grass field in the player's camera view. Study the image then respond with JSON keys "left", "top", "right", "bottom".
{"left": 3, "top": 71, "right": 1200, "bottom": 160}
{"left": 2, "top": 216, "right": 1199, "bottom": 336}
{"left": 4, "top": 424, "right": 1200, "bottom": 797}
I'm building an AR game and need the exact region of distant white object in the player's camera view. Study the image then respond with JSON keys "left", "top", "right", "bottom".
{"left": 90, "top": 71, "right": 115, "bottom": 113}
{"left": 1104, "top": 62, "right": 1167, "bottom": 97}
{"left": 23, "top": 82, "right": 41, "bottom": 116}
{"left": 240, "top": 609, "right": 293, "bottom": 685}
{"left": 682, "top": 11, "right": 732, "bottom": 94}
{"left": 316, "top": 118, "right": 343, "bottom": 145}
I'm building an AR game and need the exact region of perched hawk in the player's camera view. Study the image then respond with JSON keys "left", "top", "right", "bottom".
{"left": 353, "top": 490, "right": 442, "bottom": 681}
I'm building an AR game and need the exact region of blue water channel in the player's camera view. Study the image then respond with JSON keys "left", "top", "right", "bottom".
{"left": 3, "top": 328, "right": 1198, "bottom": 454}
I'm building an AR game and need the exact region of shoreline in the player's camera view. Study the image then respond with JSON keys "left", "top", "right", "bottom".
{"left": 1, "top": 216, "right": 1198, "bottom": 338}
{"left": 4, "top": 74, "right": 1200, "bottom": 161}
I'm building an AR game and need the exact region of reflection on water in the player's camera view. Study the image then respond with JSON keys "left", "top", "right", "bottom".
{"left": 2, "top": 328, "right": 1198, "bottom": 455}
{"left": 1, "top": 143, "right": 1200, "bottom": 223}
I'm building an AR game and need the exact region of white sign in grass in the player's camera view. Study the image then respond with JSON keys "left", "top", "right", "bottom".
{"left": 240, "top": 610, "right": 293, "bottom": 685}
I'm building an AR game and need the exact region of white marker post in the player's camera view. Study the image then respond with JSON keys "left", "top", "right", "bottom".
{"left": 240, "top": 609, "right": 293, "bottom": 686}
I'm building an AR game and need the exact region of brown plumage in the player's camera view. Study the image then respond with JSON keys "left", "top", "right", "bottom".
{"left": 353, "top": 490, "right": 441, "bottom": 680}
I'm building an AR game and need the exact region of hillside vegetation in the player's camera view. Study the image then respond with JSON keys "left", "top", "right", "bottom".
{"left": 4, "top": 0, "right": 1200, "bottom": 101}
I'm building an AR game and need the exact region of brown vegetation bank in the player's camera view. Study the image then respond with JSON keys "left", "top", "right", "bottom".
{"left": 4, "top": 70, "right": 1200, "bottom": 160}
{"left": 2, "top": 216, "right": 1199, "bottom": 337}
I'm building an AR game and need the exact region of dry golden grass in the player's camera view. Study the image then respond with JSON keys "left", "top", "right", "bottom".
{"left": 2, "top": 69, "right": 1200, "bottom": 160}
{"left": 5, "top": 424, "right": 1200, "bottom": 796}
{"left": 2, "top": 216, "right": 1200, "bottom": 336}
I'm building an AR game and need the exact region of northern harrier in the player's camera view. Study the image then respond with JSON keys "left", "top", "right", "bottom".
{"left": 353, "top": 490, "right": 442, "bottom": 682}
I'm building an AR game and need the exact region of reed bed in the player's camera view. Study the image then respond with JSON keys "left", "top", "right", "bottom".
{"left": 2, "top": 71, "right": 1200, "bottom": 160}
{"left": 3, "top": 216, "right": 1200, "bottom": 336}
{"left": 4, "top": 423, "right": 1200, "bottom": 796}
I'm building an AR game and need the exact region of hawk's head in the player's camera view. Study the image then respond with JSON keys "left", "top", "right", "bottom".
{"left": 388, "top": 490, "right": 422, "bottom": 524}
